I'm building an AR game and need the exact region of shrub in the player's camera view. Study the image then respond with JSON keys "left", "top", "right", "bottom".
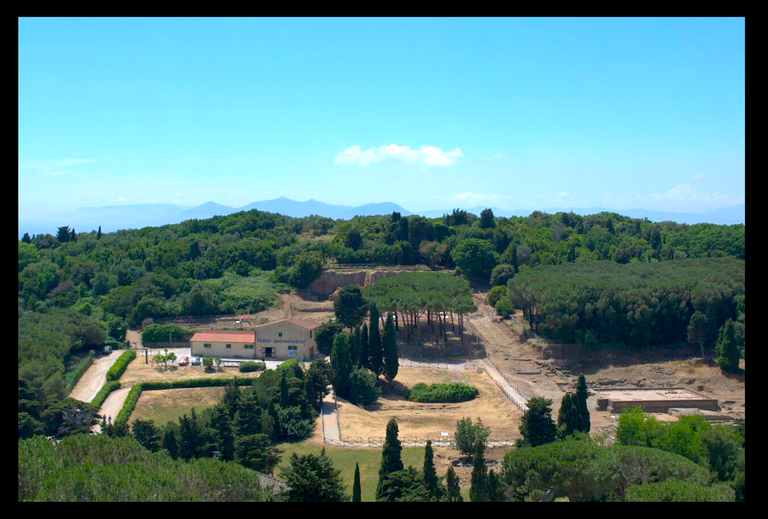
{"left": 239, "top": 361, "right": 266, "bottom": 373}
{"left": 64, "top": 350, "right": 95, "bottom": 394}
{"left": 90, "top": 381, "right": 121, "bottom": 408}
{"left": 490, "top": 264, "right": 515, "bottom": 287}
{"left": 626, "top": 479, "right": 735, "bottom": 502}
{"left": 487, "top": 286, "right": 506, "bottom": 308}
{"left": 405, "top": 383, "right": 478, "bottom": 403}
{"left": 106, "top": 350, "right": 136, "bottom": 381}
{"left": 348, "top": 366, "right": 381, "bottom": 405}
{"left": 454, "top": 417, "right": 490, "bottom": 455}
{"left": 495, "top": 296, "right": 514, "bottom": 318}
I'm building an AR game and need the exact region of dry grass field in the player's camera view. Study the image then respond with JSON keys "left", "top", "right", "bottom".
{"left": 128, "top": 387, "right": 226, "bottom": 426}
{"left": 336, "top": 365, "right": 522, "bottom": 440}
{"left": 119, "top": 360, "right": 262, "bottom": 385}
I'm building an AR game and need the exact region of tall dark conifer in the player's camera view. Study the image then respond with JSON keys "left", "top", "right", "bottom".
{"left": 382, "top": 314, "right": 398, "bottom": 382}
{"left": 423, "top": 440, "right": 439, "bottom": 499}
{"left": 352, "top": 462, "right": 362, "bottom": 502}
{"left": 377, "top": 418, "right": 403, "bottom": 499}
{"left": 369, "top": 305, "right": 383, "bottom": 375}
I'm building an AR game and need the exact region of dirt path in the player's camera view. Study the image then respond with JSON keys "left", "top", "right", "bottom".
{"left": 92, "top": 387, "right": 131, "bottom": 433}
{"left": 68, "top": 351, "right": 122, "bottom": 403}
{"left": 321, "top": 390, "right": 340, "bottom": 441}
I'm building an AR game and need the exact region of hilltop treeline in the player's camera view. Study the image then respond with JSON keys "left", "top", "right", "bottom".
{"left": 19, "top": 207, "right": 744, "bottom": 403}
{"left": 507, "top": 257, "right": 745, "bottom": 346}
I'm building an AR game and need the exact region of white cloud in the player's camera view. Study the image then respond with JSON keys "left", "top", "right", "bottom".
{"left": 690, "top": 172, "right": 706, "bottom": 181}
{"left": 334, "top": 144, "right": 462, "bottom": 167}
{"left": 558, "top": 191, "right": 569, "bottom": 197}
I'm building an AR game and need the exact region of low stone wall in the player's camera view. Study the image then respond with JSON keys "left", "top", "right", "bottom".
{"left": 307, "top": 270, "right": 366, "bottom": 299}
{"left": 369, "top": 269, "right": 410, "bottom": 284}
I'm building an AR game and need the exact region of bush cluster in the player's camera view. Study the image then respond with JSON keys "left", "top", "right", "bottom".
{"left": 105, "top": 350, "right": 136, "bottom": 381}
{"left": 404, "top": 382, "right": 478, "bottom": 403}
{"left": 238, "top": 361, "right": 266, "bottom": 373}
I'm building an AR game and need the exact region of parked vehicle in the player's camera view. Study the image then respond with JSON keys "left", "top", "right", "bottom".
{"left": 179, "top": 356, "right": 190, "bottom": 366}
{"left": 103, "top": 345, "right": 112, "bottom": 355}
{"left": 191, "top": 356, "right": 201, "bottom": 366}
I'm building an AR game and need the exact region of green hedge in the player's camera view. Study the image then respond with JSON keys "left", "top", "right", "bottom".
{"left": 404, "top": 382, "right": 478, "bottom": 403}
{"left": 64, "top": 350, "right": 95, "bottom": 394}
{"left": 238, "top": 361, "right": 266, "bottom": 373}
{"left": 115, "top": 384, "right": 143, "bottom": 424}
{"left": 90, "top": 381, "right": 121, "bottom": 408}
{"left": 106, "top": 350, "right": 136, "bottom": 381}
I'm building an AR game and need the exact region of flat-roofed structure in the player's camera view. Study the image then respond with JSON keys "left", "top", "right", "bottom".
{"left": 190, "top": 317, "right": 321, "bottom": 361}
{"left": 594, "top": 387, "right": 719, "bottom": 414}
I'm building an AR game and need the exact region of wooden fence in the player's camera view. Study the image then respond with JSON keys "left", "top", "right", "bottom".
{"left": 323, "top": 436, "right": 517, "bottom": 448}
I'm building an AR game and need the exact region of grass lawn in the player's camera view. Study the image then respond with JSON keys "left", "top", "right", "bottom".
{"left": 275, "top": 442, "right": 426, "bottom": 502}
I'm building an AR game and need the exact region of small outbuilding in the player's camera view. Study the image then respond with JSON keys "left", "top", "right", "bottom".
{"left": 190, "top": 317, "right": 320, "bottom": 361}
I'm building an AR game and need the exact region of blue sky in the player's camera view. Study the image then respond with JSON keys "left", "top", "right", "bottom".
{"left": 19, "top": 17, "right": 745, "bottom": 217}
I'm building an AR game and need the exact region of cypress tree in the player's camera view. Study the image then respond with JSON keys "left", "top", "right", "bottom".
{"left": 574, "top": 373, "right": 590, "bottom": 432}
{"left": 97, "top": 225, "right": 102, "bottom": 239}
{"left": 70, "top": 228, "right": 77, "bottom": 242}
{"left": 352, "top": 462, "right": 362, "bottom": 502}
{"left": 382, "top": 314, "right": 399, "bottom": 382}
{"left": 268, "top": 402, "right": 281, "bottom": 440}
{"left": 469, "top": 438, "right": 487, "bottom": 502}
{"left": 222, "top": 378, "right": 240, "bottom": 419}
{"left": 487, "top": 471, "right": 503, "bottom": 502}
{"left": 21, "top": 232, "right": 31, "bottom": 244}
{"left": 369, "top": 305, "right": 383, "bottom": 375}
{"left": 234, "top": 391, "right": 262, "bottom": 436}
{"left": 360, "top": 323, "right": 370, "bottom": 369}
{"left": 162, "top": 428, "right": 178, "bottom": 459}
{"left": 423, "top": 440, "right": 439, "bottom": 499}
{"left": 511, "top": 246, "right": 519, "bottom": 273}
{"left": 209, "top": 404, "right": 235, "bottom": 461}
{"left": 351, "top": 326, "right": 362, "bottom": 367}
{"left": 557, "top": 393, "right": 575, "bottom": 438}
{"left": 716, "top": 319, "right": 741, "bottom": 373}
{"left": 330, "top": 332, "right": 353, "bottom": 399}
{"left": 519, "top": 397, "right": 557, "bottom": 447}
{"left": 377, "top": 418, "right": 403, "bottom": 498}
{"left": 280, "top": 371, "right": 290, "bottom": 407}
{"left": 445, "top": 465, "right": 462, "bottom": 502}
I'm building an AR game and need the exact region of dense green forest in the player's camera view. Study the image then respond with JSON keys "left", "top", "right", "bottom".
{"left": 507, "top": 258, "right": 745, "bottom": 346}
{"left": 18, "top": 434, "right": 271, "bottom": 501}
{"left": 18, "top": 207, "right": 745, "bottom": 404}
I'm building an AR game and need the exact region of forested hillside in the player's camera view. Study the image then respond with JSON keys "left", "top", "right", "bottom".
{"left": 18, "top": 207, "right": 745, "bottom": 404}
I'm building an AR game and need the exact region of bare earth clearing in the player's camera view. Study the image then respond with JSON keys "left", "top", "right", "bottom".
{"left": 468, "top": 290, "right": 746, "bottom": 435}
{"left": 68, "top": 350, "right": 122, "bottom": 403}
{"left": 336, "top": 365, "right": 522, "bottom": 440}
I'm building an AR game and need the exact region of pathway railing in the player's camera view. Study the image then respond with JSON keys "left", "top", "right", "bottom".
{"left": 323, "top": 436, "right": 517, "bottom": 448}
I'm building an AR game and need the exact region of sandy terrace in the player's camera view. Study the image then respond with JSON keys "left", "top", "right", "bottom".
{"left": 336, "top": 365, "right": 523, "bottom": 440}
{"left": 119, "top": 359, "right": 262, "bottom": 385}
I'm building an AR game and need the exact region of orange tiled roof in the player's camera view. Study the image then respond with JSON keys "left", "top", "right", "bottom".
{"left": 190, "top": 330, "right": 255, "bottom": 343}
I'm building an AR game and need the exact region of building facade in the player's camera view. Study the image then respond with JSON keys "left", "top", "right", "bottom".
{"left": 190, "top": 317, "right": 320, "bottom": 361}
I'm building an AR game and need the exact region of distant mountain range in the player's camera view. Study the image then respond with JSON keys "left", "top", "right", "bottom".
{"left": 18, "top": 198, "right": 744, "bottom": 238}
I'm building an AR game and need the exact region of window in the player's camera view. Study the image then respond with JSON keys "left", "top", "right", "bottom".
{"left": 278, "top": 332, "right": 283, "bottom": 337}
{"left": 244, "top": 344, "right": 254, "bottom": 349}
{"left": 288, "top": 346, "right": 298, "bottom": 358}
{"left": 310, "top": 330, "right": 313, "bottom": 338}
{"left": 204, "top": 343, "right": 211, "bottom": 348}
{"left": 226, "top": 344, "right": 231, "bottom": 349}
